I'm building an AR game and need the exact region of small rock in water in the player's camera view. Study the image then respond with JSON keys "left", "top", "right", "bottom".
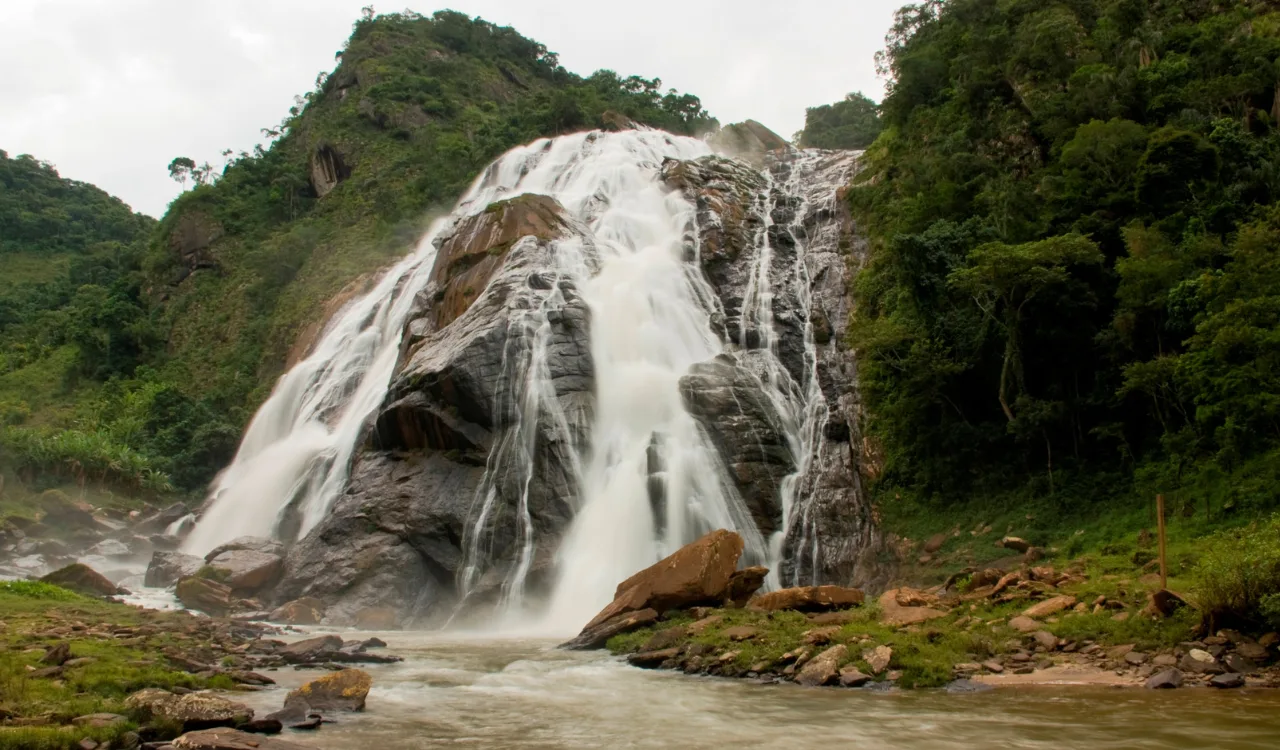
{"left": 946, "top": 679, "right": 994, "bottom": 694}
{"left": 1145, "top": 668, "right": 1184, "bottom": 689}
{"left": 1210, "top": 673, "right": 1246, "bottom": 689}
{"left": 839, "top": 666, "right": 871, "bottom": 687}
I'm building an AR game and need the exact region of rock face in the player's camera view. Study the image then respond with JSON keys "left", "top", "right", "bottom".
{"left": 708, "top": 120, "right": 792, "bottom": 166}
{"left": 146, "top": 551, "right": 204, "bottom": 588}
{"left": 258, "top": 135, "right": 886, "bottom": 625}
{"left": 273, "top": 192, "right": 592, "bottom": 625}
{"left": 205, "top": 547, "right": 283, "bottom": 593}
{"left": 580, "top": 529, "right": 744, "bottom": 631}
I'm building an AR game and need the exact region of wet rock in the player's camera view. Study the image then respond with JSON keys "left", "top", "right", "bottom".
{"left": 285, "top": 668, "right": 371, "bottom": 712}
{"left": 795, "top": 644, "right": 846, "bottom": 686}
{"left": 562, "top": 608, "right": 659, "bottom": 650}
{"left": 1234, "top": 642, "right": 1270, "bottom": 662}
{"left": 1223, "top": 653, "right": 1256, "bottom": 674}
{"left": 204, "top": 547, "right": 283, "bottom": 593}
{"left": 171, "top": 728, "right": 313, "bottom": 750}
{"left": 146, "top": 551, "right": 204, "bottom": 588}
{"left": 1181, "top": 649, "right": 1224, "bottom": 675}
{"left": 839, "top": 666, "right": 871, "bottom": 687}
{"left": 136, "top": 502, "right": 191, "bottom": 534}
{"left": 269, "top": 597, "right": 326, "bottom": 625}
{"left": 87, "top": 538, "right": 132, "bottom": 557}
{"left": 579, "top": 530, "right": 744, "bottom": 632}
{"left": 750, "top": 585, "right": 865, "bottom": 612}
{"left": 40, "top": 563, "right": 121, "bottom": 597}
{"left": 1022, "top": 596, "right": 1077, "bottom": 619}
{"left": 360, "top": 637, "right": 388, "bottom": 649}
{"left": 38, "top": 490, "right": 97, "bottom": 530}
{"left": 628, "top": 647, "right": 681, "bottom": 669}
{"left": 1210, "top": 672, "right": 1246, "bottom": 689}
{"left": 239, "top": 719, "right": 283, "bottom": 735}
{"left": 946, "top": 679, "right": 994, "bottom": 693}
{"left": 175, "top": 577, "right": 235, "bottom": 616}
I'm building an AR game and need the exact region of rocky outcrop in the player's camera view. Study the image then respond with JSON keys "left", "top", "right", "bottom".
{"left": 309, "top": 142, "right": 350, "bottom": 198}
{"left": 176, "top": 576, "right": 235, "bottom": 615}
{"left": 204, "top": 539, "right": 283, "bottom": 593}
{"left": 147, "top": 551, "right": 204, "bottom": 588}
{"left": 275, "top": 191, "right": 597, "bottom": 625}
{"left": 708, "top": 120, "right": 792, "bottom": 166}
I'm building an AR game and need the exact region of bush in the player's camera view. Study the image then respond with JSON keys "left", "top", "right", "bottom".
{"left": 1191, "top": 515, "right": 1280, "bottom": 629}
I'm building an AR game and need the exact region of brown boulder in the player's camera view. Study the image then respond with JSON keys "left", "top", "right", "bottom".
{"left": 999, "top": 536, "right": 1031, "bottom": 553}
{"left": 796, "top": 644, "right": 847, "bottom": 686}
{"left": 126, "top": 689, "right": 253, "bottom": 731}
{"left": 878, "top": 589, "right": 948, "bottom": 627}
{"left": 172, "top": 729, "right": 313, "bottom": 750}
{"left": 581, "top": 530, "right": 744, "bottom": 632}
{"left": 723, "top": 566, "right": 769, "bottom": 607}
{"left": 175, "top": 576, "right": 235, "bottom": 616}
{"left": 146, "top": 551, "right": 204, "bottom": 588}
{"left": 924, "top": 533, "right": 948, "bottom": 553}
{"left": 40, "top": 563, "right": 120, "bottom": 597}
{"left": 270, "top": 598, "right": 326, "bottom": 625}
{"left": 750, "top": 585, "right": 865, "bottom": 612}
{"left": 285, "top": 668, "right": 371, "bottom": 712}
{"left": 1143, "top": 589, "right": 1187, "bottom": 618}
{"left": 563, "top": 608, "right": 660, "bottom": 650}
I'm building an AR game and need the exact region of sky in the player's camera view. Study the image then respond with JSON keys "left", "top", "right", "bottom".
{"left": 0, "top": 0, "right": 900, "bottom": 218}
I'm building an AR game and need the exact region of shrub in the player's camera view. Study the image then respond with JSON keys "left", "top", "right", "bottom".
{"left": 1191, "top": 515, "right": 1280, "bottom": 629}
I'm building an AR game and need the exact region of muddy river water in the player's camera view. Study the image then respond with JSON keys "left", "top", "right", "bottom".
{"left": 225, "top": 632, "right": 1280, "bottom": 749}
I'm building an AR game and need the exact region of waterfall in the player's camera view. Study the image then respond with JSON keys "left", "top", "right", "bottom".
{"left": 184, "top": 127, "right": 862, "bottom": 626}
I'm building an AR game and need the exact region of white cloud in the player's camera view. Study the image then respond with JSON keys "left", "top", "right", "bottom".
{"left": 0, "top": 0, "right": 899, "bottom": 217}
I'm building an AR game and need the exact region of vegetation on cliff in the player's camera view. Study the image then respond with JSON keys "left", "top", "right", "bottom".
{"left": 0, "top": 10, "right": 716, "bottom": 499}
{"left": 797, "top": 92, "right": 883, "bottom": 149}
{"left": 850, "top": 0, "right": 1280, "bottom": 552}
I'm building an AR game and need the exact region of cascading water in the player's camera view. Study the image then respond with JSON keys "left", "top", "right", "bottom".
{"left": 184, "top": 127, "right": 866, "bottom": 628}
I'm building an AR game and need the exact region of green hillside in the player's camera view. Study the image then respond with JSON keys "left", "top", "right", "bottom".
{"left": 0, "top": 9, "right": 716, "bottom": 498}
{"left": 849, "top": 0, "right": 1280, "bottom": 579}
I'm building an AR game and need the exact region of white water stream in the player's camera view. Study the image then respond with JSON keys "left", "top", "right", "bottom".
{"left": 184, "top": 129, "right": 850, "bottom": 627}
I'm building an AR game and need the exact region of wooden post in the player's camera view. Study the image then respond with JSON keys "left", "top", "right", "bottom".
{"left": 1156, "top": 494, "right": 1168, "bottom": 591}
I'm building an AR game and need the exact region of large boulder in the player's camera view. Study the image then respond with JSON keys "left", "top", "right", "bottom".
{"left": 284, "top": 668, "right": 372, "bottom": 712}
{"left": 205, "top": 536, "right": 285, "bottom": 561}
{"left": 205, "top": 548, "right": 283, "bottom": 593}
{"left": 750, "top": 585, "right": 865, "bottom": 612}
{"left": 561, "top": 608, "right": 659, "bottom": 651}
{"left": 40, "top": 563, "right": 120, "bottom": 597}
{"left": 269, "top": 597, "right": 326, "bottom": 625}
{"left": 146, "top": 551, "right": 204, "bottom": 588}
{"left": 579, "top": 529, "right": 745, "bottom": 633}
{"left": 176, "top": 576, "right": 235, "bottom": 615}
{"left": 38, "top": 490, "right": 96, "bottom": 531}
{"left": 877, "top": 588, "right": 949, "bottom": 627}
{"left": 126, "top": 689, "right": 253, "bottom": 731}
{"left": 797, "top": 644, "right": 848, "bottom": 686}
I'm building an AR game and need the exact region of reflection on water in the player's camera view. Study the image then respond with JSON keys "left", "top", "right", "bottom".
{"left": 230, "top": 632, "right": 1280, "bottom": 749}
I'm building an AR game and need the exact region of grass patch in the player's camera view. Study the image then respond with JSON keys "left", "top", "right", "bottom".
{"left": 1190, "top": 514, "right": 1280, "bottom": 631}
{"left": 0, "top": 582, "right": 81, "bottom": 601}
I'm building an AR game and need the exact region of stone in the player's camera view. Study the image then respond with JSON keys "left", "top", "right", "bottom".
{"left": 946, "top": 679, "right": 994, "bottom": 693}
{"left": 803, "top": 626, "right": 841, "bottom": 646}
{"left": 1152, "top": 654, "right": 1178, "bottom": 667}
{"left": 354, "top": 606, "right": 400, "bottom": 629}
{"left": 580, "top": 530, "right": 744, "bottom": 632}
{"left": 285, "top": 668, "right": 371, "bottom": 712}
{"left": 42, "top": 642, "right": 72, "bottom": 665}
{"left": 999, "top": 536, "right": 1031, "bottom": 553}
{"left": 924, "top": 533, "right": 947, "bottom": 553}
{"left": 807, "top": 611, "right": 856, "bottom": 626}
{"left": 981, "top": 660, "right": 1005, "bottom": 673}
{"left": 1022, "top": 596, "right": 1077, "bottom": 619}
{"left": 796, "top": 644, "right": 847, "bottom": 686}
{"left": 723, "top": 566, "right": 769, "bottom": 607}
{"left": 1124, "top": 652, "right": 1148, "bottom": 666}
{"left": 707, "top": 120, "right": 791, "bottom": 166}
{"left": 723, "top": 626, "right": 759, "bottom": 642}
{"left": 28, "top": 665, "right": 63, "bottom": 678}
{"left": 72, "top": 713, "right": 127, "bottom": 728}
{"left": 894, "top": 588, "right": 939, "bottom": 607}
{"left": 205, "top": 548, "right": 283, "bottom": 593}
{"left": 686, "top": 615, "right": 723, "bottom": 635}
{"left": 145, "top": 551, "right": 204, "bottom": 588}
{"left": 640, "top": 627, "right": 688, "bottom": 653}
{"left": 1235, "top": 642, "right": 1270, "bottom": 661}
{"left": 175, "top": 577, "right": 235, "bottom": 616}
{"left": 171, "top": 728, "right": 314, "bottom": 750}
{"left": 751, "top": 585, "right": 866, "bottom": 612}
{"left": 1007, "top": 616, "right": 1041, "bottom": 634}
{"left": 1223, "top": 653, "right": 1255, "bottom": 673}
{"left": 269, "top": 598, "right": 326, "bottom": 626}
{"left": 77, "top": 740, "right": 97, "bottom": 750}
{"left": 38, "top": 491, "right": 97, "bottom": 529}
{"left": 240, "top": 719, "right": 284, "bottom": 735}
{"left": 877, "top": 589, "right": 947, "bottom": 627}
{"left": 1210, "top": 672, "right": 1246, "bottom": 689}
{"left": 562, "top": 608, "right": 659, "bottom": 650}
{"left": 280, "top": 635, "right": 343, "bottom": 660}
{"left": 360, "top": 637, "right": 388, "bottom": 649}
{"left": 126, "top": 689, "right": 253, "bottom": 731}
{"left": 839, "top": 666, "right": 871, "bottom": 687}
{"left": 1032, "top": 631, "right": 1059, "bottom": 651}
{"left": 40, "top": 564, "right": 120, "bottom": 597}
{"left": 1145, "top": 589, "right": 1187, "bottom": 618}
{"left": 863, "top": 645, "right": 892, "bottom": 675}
{"left": 1258, "top": 632, "right": 1279, "bottom": 649}
{"left": 627, "top": 648, "right": 681, "bottom": 669}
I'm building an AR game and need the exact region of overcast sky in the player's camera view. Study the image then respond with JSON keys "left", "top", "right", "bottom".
{"left": 1, "top": 0, "right": 900, "bottom": 217}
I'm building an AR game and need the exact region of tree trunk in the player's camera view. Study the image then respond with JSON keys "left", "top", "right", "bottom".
{"left": 999, "top": 334, "right": 1016, "bottom": 423}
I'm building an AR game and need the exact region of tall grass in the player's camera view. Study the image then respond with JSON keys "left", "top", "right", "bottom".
{"left": 1191, "top": 514, "right": 1280, "bottom": 630}
{"left": 0, "top": 426, "right": 172, "bottom": 494}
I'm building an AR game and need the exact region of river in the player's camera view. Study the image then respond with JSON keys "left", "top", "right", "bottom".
{"left": 227, "top": 632, "right": 1280, "bottom": 749}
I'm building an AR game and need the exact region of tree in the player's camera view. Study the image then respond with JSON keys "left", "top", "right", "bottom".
{"left": 167, "top": 157, "right": 196, "bottom": 190}
{"left": 799, "top": 92, "right": 882, "bottom": 150}
{"left": 949, "top": 235, "right": 1103, "bottom": 423}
